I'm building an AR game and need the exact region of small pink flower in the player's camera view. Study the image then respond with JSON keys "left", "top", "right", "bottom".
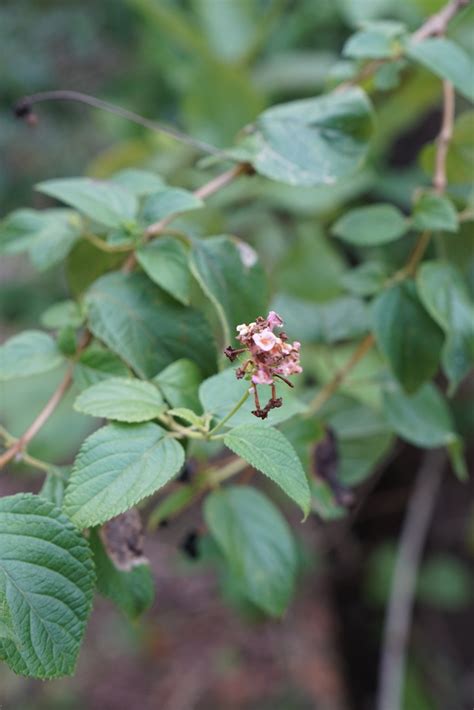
{"left": 267, "top": 311, "right": 283, "bottom": 330}
{"left": 252, "top": 329, "right": 277, "bottom": 352}
{"left": 252, "top": 368, "right": 274, "bottom": 385}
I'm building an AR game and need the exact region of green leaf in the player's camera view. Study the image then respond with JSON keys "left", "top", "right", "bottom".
{"left": 0, "top": 330, "right": 64, "bottom": 381}
{"left": 406, "top": 37, "right": 474, "bottom": 103}
{"left": 332, "top": 204, "right": 407, "bottom": 246}
{"left": 204, "top": 486, "right": 297, "bottom": 617}
{"left": 36, "top": 178, "right": 138, "bottom": 229}
{"left": 310, "top": 479, "right": 347, "bottom": 520}
{"left": 41, "top": 300, "right": 84, "bottom": 330}
{"left": 154, "top": 358, "right": 202, "bottom": 411}
{"left": 67, "top": 240, "right": 124, "bottom": 297}
{"left": 382, "top": 380, "right": 457, "bottom": 448}
{"left": 343, "top": 21, "right": 406, "bottom": 59}
{"left": 73, "top": 346, "right": 130, "bottom": 390}
{"left": 417, "top": 261, "right": 474, "bottom": 391}
{"left": 141, "top": 187, "right": 202, "bottom": 224}
{"left": 64, "top": 422, "right": 185, "bottom": 529}
{"left": 0, "top": 494, "right": 94, "bottom": 679}
{"left": 110, "top": 169, "right": 165, "bottom": 196}
{"left": 199, "top": 367, "right": 305, "bottom": 428}
{"left": 0, "top": 209, "right": 80, "bottom": 271}
{"left": 85, "top": 271, "right": 217, "bottom": 378}
{"left": 90, "top": 530, "right": 154, "bottom": 620}
{"left": 223, "top": 423, "right": 311, "bottom": 516}
{"left": 372, "top": 281, "right": 444, "bottom": 392}
{"left": 272, "top": 293, "right": 369, "bottom": 344}
{"left": 40, "top": 473, "right": 66, "bottom": 508}
{"left": 136, "top": 236, "right": 191, "bottom": 305}
{"left": 190, "top": 235, "right": 269, "bottom": 344}
{"left": 241, "top": 87, "right": 374, "bottom": 187}
{"left": 341, "top": 261, "right": 388, "bottom": 296}
{"left": 412, "top": 192, "right": 458, "bottom": 233}
{"left": 74, "top": 377, "right": 165, "bottom": 422}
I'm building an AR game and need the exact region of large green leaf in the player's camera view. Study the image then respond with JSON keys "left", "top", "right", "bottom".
{"left": 372, "top": 281, "right": 444, "bottom": 392}
{"left": 223, "top": 423, "right": 311, "bottom": 516}
{"left": 64, "top": 422, "right": 184, "bottom": 528}
{"left": 0, "top": 330, "right": 64, "bottom": 381}
{"left": 90, "top": 530, "right": 154, "bottom": 620}
{"left": 0, "top": 209, "right": 80, "bottom": 270}
{"left": 85, "top": 271, "right": 217, "bottom": 378}
{"left": 406, "top": 38, "right": 474, "bottom": 103}
{"left": 382, "top": 381, "right": 457, "bottom": 448}
{"left": 190, "top": 235, "right": 269, "bottom": 344}
{"left": 0, "top": 494, "right": 94, "bottom": 679}
{"left": 417, "top": 261, "right": 474, "bottom": 390}
{"left": 332, "top": 204, "right": 407, "bottom": 246}
{"left": 136, "top": 236, "right": 191, "bottom": 305}
{"left": 74, "top": 377, "right": 166, "bottom": 423}
{"left": 240, "top": 87, "right": 374, "bottom": 187}
{"left": 199, "top": 367, "right": 305, "bottom": 428}
{"left": 204, "top": 486, "right": 297, "bottom": 617}
{"left": 36, "top": 178, "right": 138, "bottom": 229}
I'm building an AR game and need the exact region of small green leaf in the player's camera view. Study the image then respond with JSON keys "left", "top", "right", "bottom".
{"left": 167, "top": 408, "right": 204, "bottom": 427}
{"left": 64, "top": 422, "right": 185, "bottom": 528}
{"left": 406, "top": 37, "right": 474, "bottom": 103}
{"left": 141, "top": 187, "right": 202, "bottom": 224}
{"left": 372, "top": 281, "right": 444, "bottom": 392}
{"left": 200, "top": 367, "right": 305, "bottom": 428}
{"left": 333, "top": 204, "right": 407, "bottom": 246}
{"left": 154, "top": 358, "right": 202, "bottom": 411}
{"left": 223, "top": 423, "right": 311, "bottom": 516}
{"left": 343, "top": 21, "right": 406, "bottom": 59}
{"left": 204, "top": 486, "right": 297, "bottom": 617}
{"left": 36, "top": 178, "right": 138, "bottom": 228}
{"left": 85, "top": 271, "right": 217, "bottom": 378}
{"left": 341, "top": 262, "right": 388, "bottom": 296}
{"left": 110, "top": 169, "right": 165, "bottom": 195}
{"left": 74, "top": 377, "right": 165, "bottom": 422}
{"left": 41, "top": 300, "right": 84, "bottom": 330}
{"left": 73, "top": 346, "right": 130, "bottom": 390}
{"left": 136, "top": 236, "right": 191, "bottom": 305}
{"left": 382, "top": 380, "right": 457, "bottom": 448}
{"left": 240, "top": 87, "right": 374, "bottom": 187}
{"left": 0, "top": 494, "right": 94, "bottom": 679}
{"left": 0, "top": 330, "right": 64, "bottom": 381}
{"left": 90, "top": 530, "right": 154, "bottom": 619}
{"left": 412, "top": 192, "right": 458, "bottom": 233}
{"left": 417, "top": 261, "right": 474, "bottom": 392}
{"left": 190, "top": 235, "right": 269, "bottom": 345}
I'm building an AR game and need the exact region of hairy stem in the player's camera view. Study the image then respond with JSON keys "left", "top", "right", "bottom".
{"left": 208, "top": 389, "right": 250, "bottom": 437}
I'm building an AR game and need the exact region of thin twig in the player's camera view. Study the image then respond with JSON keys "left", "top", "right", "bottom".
{"left": 375, "top": 450, "right": 445, "bottom": 710}
{"left": 412, "top": 0, "right": 471, "bottom": 41}
{"left": 14, "top": 90, "right": 220, "bottom": 156}
{"left": 433, "top": 81, "right": 455, "bottom": 194}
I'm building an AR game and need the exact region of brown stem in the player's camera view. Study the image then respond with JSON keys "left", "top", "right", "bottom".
{"left": 376, "top": 450, "right": 445, "bottom": 710}
{"left": 122, "top": 162, "right": 251, "bottom": 273}
{"left": 308, "top": 334, "right": 375, "bottom": 415}
{"left": 412, "top": 0, "right": 471, "bottom": 42}
{"left": 433, "top": 81, "right": 455, "bottom": 194}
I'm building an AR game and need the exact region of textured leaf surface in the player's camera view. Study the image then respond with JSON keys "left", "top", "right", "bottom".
{"left": 0, "top": 331, "right": 64, "bottom": 381}
{"left": 36, "top": 178, "right": 138, "bottom": 228}
{"left": 85, "top": 272, "right": 217, "bottom": 378}
{"left": 64, "top": 423, "right": 184, "bottom": 528}
{"left": 0, "top": 494, "right": 94, "bottom": 679}
{"left": 242, "top": 87, "right": 374, "bottom": 187}
{"left": 74, "top": 377, "right": 165, "bottom": 422}
{"left": 204, "top": 486, "right": 297, "bottom": 616}
{"left": 332, "top": 204, "right": 407, "bottom": 245}
{"left": 136, "top": 237, "right": 191, "bottom": 305}
{"left": 372, "top": 281, "right": 444, "bottom": 392}
{"left": 223, "top": 423, "right": 311, "bottom": 516}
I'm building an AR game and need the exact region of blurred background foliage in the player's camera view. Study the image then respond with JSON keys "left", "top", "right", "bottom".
{"left": 1, "top": 0, "right": 473, "bottom": 708}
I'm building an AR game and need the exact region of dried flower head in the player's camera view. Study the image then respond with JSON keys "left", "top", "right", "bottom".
{"left": 224, "top": 311, "right": 302, "bottom": 418}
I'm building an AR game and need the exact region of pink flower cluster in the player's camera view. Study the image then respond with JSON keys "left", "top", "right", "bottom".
{"left": 224, "top": 311, "right": 302, "bottom": 418}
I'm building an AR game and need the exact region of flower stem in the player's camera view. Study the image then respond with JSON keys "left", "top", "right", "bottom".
{"left": 208, "top": 389, "right": 250, "bottom": 437}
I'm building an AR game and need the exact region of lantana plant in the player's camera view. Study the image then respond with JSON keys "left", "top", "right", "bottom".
{"left": 0, "top": 0, "right": 473, "bottom": 684}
